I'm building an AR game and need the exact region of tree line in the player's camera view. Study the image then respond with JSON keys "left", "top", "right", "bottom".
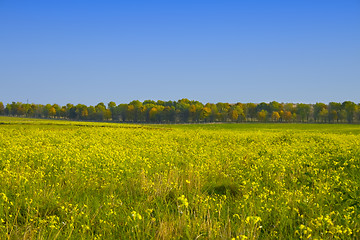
{"left": 0, "top": 99, "right": 359, "bottom": 123}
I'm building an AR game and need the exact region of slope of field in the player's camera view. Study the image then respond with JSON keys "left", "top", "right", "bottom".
{"left": 0, "top": 117, "right": 359, "bottom": 239}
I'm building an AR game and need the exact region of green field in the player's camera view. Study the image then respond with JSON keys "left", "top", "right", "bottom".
{"left": 0, "top": 117, "right": 359, "bottom": 239}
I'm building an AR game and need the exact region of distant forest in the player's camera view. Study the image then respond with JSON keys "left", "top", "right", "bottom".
{"left": 1, "top": 99, "right": 359, "bottom": 123}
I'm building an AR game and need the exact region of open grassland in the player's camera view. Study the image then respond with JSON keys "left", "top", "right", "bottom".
{"left": 0, "top": 117, "right": 359, "bottom": 239}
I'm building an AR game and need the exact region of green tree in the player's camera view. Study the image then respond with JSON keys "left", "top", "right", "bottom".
{"left": 75, "top": 104, "right": 88, "bottom": 120}
{"left": 162, "top": 106, "right": 176, "bottom": 123}
{"left": 143, "top": 100, "right": 156, "bottom": 105}
{"left": 26, "top": 104, "right": 35, "bottom": 117}
{"left": 52, "top": 104, "right": 61, "bottom": 118}
{"left": 95, "top": 103, "right": 106, "bottom": 121}
{"left": 43, "top": 104, "right": 53, "bottom": 118}
{"left": 129, "top": 100, "right": 142, "bottom": 122}
{"left": 319, "top": 108, "right": 329, "bottom": 122}
{"left": 87, "top": 106, "right": 96, "bottom": 120}
{"left": 8, "top": 102, "right": 22, "bottom": 116}
{"left": 32, "top": 104, "right": 43, "bottom": 118}
{"left": 284, "top": 103, "right": 295, "bottom": 114}
{"left": 342, "top": 101, "right": 356, "bottom": 123}
{"left": 127, "top": 104, "right": 135, "bottom": 122}
{"left": 296, "top": 103, "right": 311, "bottom": 122}
{"left": 216, "top": 102, "right": 230, "bottom": 122}
{"left": 149, "top": 107, "right": 158, "bottom": 122}
{"left": 104, "top": 109, "right": 112, "bottom": 121}
{"left": 245, "top": 103, "right": 256, "bottom": 122}
{"left": 256, "top": 102, "right": 270, "bottom": 113}
{"left": 177, "top": 99, "right": 191, "bottom": 122}
{"left": 235, "top": 104, "right": 246, "bottom": 122}
{"left": 206, "top": 103, "right": 218, "bottom": 122}
{"left": 59, "top": 106, "right": 67, "bottom": 118}
{"left": 108, "top": 101, "right": 119, "bottom": 121}
{"left": 328, "top": 102, "right": 342, "bottom": 122}
{"left": 313, "top": 103, "right": 326, "bottom": 122}
{"left": 117, "top": 104, "right": 128, "bottom": 122}
{"left": 66, "top": 104, "right": 76, "bottom": 119}
{"left": 269, "top": 101, "right": 281, "bottom": 113}
{"left": 329, "top": 110, "right": 338, "bottom": 123}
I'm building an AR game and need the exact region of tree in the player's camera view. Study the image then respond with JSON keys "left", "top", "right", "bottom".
{"left": 127, "top": 104, "right": 135, "bottom": 122}
{"left": 284, "top": 103, "right": 294, "bottom": 112}
{"left": 329, "top": 110, "right": 338, "bottom": 123}
{"left": 189, "top": 104, "right": 197, "bottom": 122}
{"left": 256, "top": 102, "right": 270, "bottom": 113}
{"left": 88, "top": 106, "right": 96, "bottom": 119}
{"left": 149, "top": 107, "right": 158, "bottom": 122}
{"left": 296, "top": 103, "right": 311, "bottom": 122}
{"left": 66, "top": 104, "right": 76, "bottom": 119}
{"left": 95, "top": 103, "right": 106, "bottom": 121}
{"left": 51, "top": 104, "right": 61, "bottom": 118}
{"left": 129, "top": 100, "right": 142, "bottom": 122}
{"left": 43, "top": 104, "right": 53, "bottom": 118}
{"left": 342, "top": 101, "right": 356, "bottom": 123}
{"left": 217, "top": 102, "right": 230, "bottom": 122}
{"left": 339, "top": 109, "right": 347, "bottom": 123}
{"left": 2, "top": 99, "right": 359, "bottom": 124}
{"left": 108, "top": 101, "right": 119, "bottom": 121}
{"left": 356, "top": 104, "right": 360, "bottom": 122}
{"left": 200, "top": 106, "right": 212, "bottom": 122}
{"left": 26, "top": 104, "right": 35, "bottom": 117}
{"left": 279, "top": 110, "right": 284, "bottom": 122}
{"left": 271, "top": 111, "right": 280, "bottom": 122}
{"left": 269, "top": 101, "right": 281, "bottom": 113}
{"left": 313, "top": 103, "right": 327, "bottom": 122}
{"left": 230, "top": 109, "right": 239, "bottom": 122}
{"left": 319, "top": 108, "right": 329, "bottom": 122}
{"left": 156, "top": 100, "right": 165, "bottom": 106}
{"left": 0, "top": 102, "right": 4, "bottom": 115}
{"left": 33, "top": 104, "right": 44, "bottom": 118}
{"left": 117, "top": 104, "right": 128, "bottom": 122}
{"left": 82, "top": 108, "right": 89, "bottom": 119}
{"left": 207, "top": 103, "right": 218, "bottom": 122}
{"left": 328, "top": 102, "right": 342, "bottom": 122}
{"left": 49, "top": 107, "right": 56, "bottom": 118}
{"left": 229, "top": 104, "right": 245, "bottom": 122}
{"left": 177, "top": 99, "right": 191, "bottom": 122}
{"left": 104, "top": 109, "right": 112, "bottom": 121}
{"left": 162, "top": 106, "right": 176, "bottom": 123}
{"left": 75, "top": 104, "right": 88, "bottom": 120}
{"left": 17, "top": 105, "right": 26, "bottom": 116}
{"left": 257, "top": 110, "right": 268, "bottom": 122}
{"left": 245, "top": 103, "right": 257, "bottom": 121}
{"left": 7, "top": 102, "right": 22, "bottom": 116}
{"left": 143, "top": 100, "right": 156, "bottom": 105}
{"left": 21, "top": 103, "right": 31, "bottom": 117}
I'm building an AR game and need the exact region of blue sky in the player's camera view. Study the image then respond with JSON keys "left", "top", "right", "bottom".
{"left": 1, "top": 0, "right": 359, "bottom": 106}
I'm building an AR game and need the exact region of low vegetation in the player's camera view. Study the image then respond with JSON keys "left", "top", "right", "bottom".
{"left": 0, "top": 117, "right": 359, "bottom": 239}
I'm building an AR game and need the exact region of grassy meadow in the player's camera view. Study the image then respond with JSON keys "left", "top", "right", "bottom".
{"left": 0, "top": 117, "right": 359, "bottom": 239}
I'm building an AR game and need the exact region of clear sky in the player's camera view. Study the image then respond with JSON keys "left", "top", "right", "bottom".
{"left": 1, "top": 0, "right": 359, "bottom": 106}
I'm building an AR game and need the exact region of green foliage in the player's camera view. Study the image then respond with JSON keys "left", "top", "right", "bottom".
{"left": 1, "top": 100, "right": 360, "bottom": 124}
